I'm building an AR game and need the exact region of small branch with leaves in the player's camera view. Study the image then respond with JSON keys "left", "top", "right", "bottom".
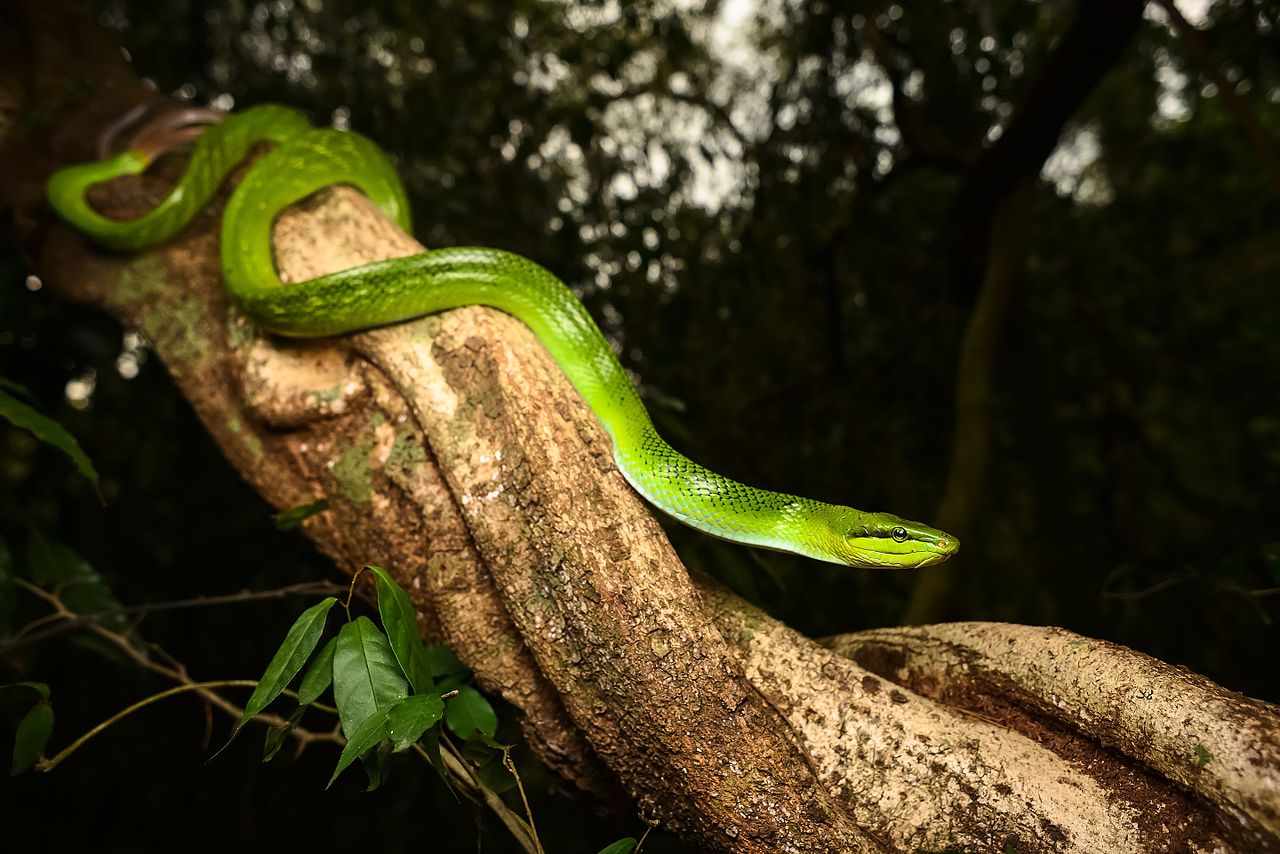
{"left": 2, "top": 539, "right": 650, "bottom": 854}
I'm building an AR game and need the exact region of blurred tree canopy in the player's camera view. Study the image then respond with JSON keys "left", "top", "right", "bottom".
{"left": 2, "top": 0, "right": 1278, "bottom": 850}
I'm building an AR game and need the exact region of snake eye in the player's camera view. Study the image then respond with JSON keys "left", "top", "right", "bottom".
{"left": 891, "top": 526, "right": 908, "bottom": 543}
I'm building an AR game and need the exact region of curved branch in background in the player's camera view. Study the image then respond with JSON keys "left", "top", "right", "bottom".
{"left": 907, "top": 0, "right": 1146, "bottom": 625}
{"left": 861, "top": 15, "right": 976, "bottom": 173}
{"left": 1152, "top": 0, "right": 1280, "bottom": 192}
{"left": 950, "top": 0, "right": 1145, "bottom": 305}
{"left": 902, "top": 180, "right": 1032, "bottom": 625}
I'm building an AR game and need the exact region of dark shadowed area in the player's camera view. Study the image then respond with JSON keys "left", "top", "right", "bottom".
{"left": 1, "top": 0, "right": 1277, "bottom": 851}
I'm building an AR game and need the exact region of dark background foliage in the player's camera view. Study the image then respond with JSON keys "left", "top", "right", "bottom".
{"left": 2, "top": 1, "right": 1277, "bottom": 851}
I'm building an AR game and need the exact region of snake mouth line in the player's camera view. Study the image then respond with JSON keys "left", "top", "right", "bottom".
{"left": 854, "top": 535, "right": 958, "bottom": 569}
{"left": 868, "top": 533, "right": 958, "bottom": 555}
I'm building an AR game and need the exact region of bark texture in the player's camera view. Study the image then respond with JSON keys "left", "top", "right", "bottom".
{"left": 2, "top": 3, "right": 1279, "bottom": 852}
{"left": 824, "top": 623, "right": 1280, "bottom": 851}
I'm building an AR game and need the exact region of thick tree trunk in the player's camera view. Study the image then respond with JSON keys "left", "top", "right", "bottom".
{"left": 2, "top": 3, "right": 1277, "bottom": 852}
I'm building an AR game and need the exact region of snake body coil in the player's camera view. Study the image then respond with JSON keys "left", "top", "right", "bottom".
{"left": 48, "top": 104, "right": 958, "bottom": 569}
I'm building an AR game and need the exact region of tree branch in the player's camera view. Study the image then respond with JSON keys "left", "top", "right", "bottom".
{"left": 699, "top": 578, "right": 1262, "bottom": 852}
{"left": 949, "top": 0, "right": 1145, "bottom": 305}
{"left": 0, "top": 5, "right": 877, "bottom": 849}
{"left": 903, "top": 180, "right": 1033, "bottom": 625}
{"left": 910, "top": 0, "right": 1147, "bottom": 624}
{"left": 2, "top": 2, "right": 1279, "bottom": 851}
{"left": 1152, "top": 0, "right": 1280, "bottom": 192}
{"left": 824, "top": 622, "right": 1280, "bottom": 847}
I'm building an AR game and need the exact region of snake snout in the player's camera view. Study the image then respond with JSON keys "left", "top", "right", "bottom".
{"left": 935, "top": 535, "right": 959, "bottom": 555}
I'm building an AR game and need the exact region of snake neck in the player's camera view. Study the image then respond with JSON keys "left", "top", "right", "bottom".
{"left": 611, "top": 423, "right": 831, "bottom": 557}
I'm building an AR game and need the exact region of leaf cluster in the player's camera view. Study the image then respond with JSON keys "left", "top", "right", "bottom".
{"left": 231, "top": 565, "right": 499, "bottom": 791}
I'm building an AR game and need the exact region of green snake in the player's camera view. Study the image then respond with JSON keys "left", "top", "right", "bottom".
{"left": 47, "top": 104, "right": 958, "bottom": 569}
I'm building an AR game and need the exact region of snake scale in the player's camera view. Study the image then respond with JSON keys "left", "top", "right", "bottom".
{"left": 47, "top": 103, "right": 958, "bottom": 569}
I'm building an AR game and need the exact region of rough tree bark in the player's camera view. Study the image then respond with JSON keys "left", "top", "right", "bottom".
{"left": 2, "top": 3, "right": 1278, "bottom": 852}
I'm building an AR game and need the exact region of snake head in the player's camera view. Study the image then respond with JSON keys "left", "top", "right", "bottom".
{"left": 819, "top": 509, "right": 959, "bottom": 569}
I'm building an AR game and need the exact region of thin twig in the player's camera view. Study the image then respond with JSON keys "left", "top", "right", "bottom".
{"left": 412, "top": 741, "right": 482, "bottom": 808}
{"left": 635, "top": 820, "right": 658, "bottom": 853}
{"left": 502, "top": 747, "right": 545, "bottom": 854}
{"left": 1, "top": 580, "right": 346, "bottom": 652}
{"left": 413, "top": 740, "right": 541, "bottom": 854}
{"left": 342, "top": 566, "right": 369, "bottom": 621}
{"left": 9, "top": 609, "right": 67, "bottom": 640}
{"left": 8, "top": 578, "right": 342, "bottom": 748}
{"left": 1100, "top": 574, "right": 1193, "bottom": 601}
{"left": 13, "top": 576, "right": 58, "bottom": 606}
{"left": 12, "top": 578, "right": 540, "bottom": 853}
{"left": 38, "top": 679, "right": 260, "bottom": 772}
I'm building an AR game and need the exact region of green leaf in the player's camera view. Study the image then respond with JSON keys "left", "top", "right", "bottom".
{"left": 387, "top": 692, "right": 444, "bottom": 751}
{"left": 297, "top": 637, "right": 336, "bottom": 706}
{"left": 460, "top": 730, "right": 517, "bottom": 793}
{"left": 366, "top": 565, "right": 433, "bottom": 695}
{"left": 232, "top": 597, "right": 337, "bottom": 739}
{"left": 327, "top": 701, "right": 395, "bottom": 787}
{"left": 0, "top": 535, "right": 15, "bottom": 639}
{"left": 0, "top": 376, "right": 36, "bottom": 403}
{"left": 424, "top": 644, "right": 467, "bottom": 678}
{"left": 597, "top": 839, "right": 638, "bottom": 854}
{"left": 332, "top": 616, "right": 409, "bottom": 738}
{"left": 0, "top": 385, "right": 98, "bottom": 490}
{"left": 262, "top": 705, "right": 306, "bottom": 763}
{"left": 262, "top": 725, "right": 288, "bottom": 763}
{"left": 327, "top": 689, "right": 442, "bottom": 789}
{"left": 474, "top": 732, "right": 509, "bottom": 751}
{"left": 27, "top": 529, "right": 80, "bottom": 585}
{"left": 473, "top": 751, "right": 517, "bottom": 794}
{"left": 0, "top": 682, "right": 50, "bottom": 701}
{"left": 461, "top": 732, "right": 499, "bottom": 765}
{"left": 272, "top": 499, "right": 330, "bottom": 531}
{"left": 1261, "top": 542, "right": 1280, "bottom": 584}
{"left": 27, "top": 531, "right": 126, "bottom": 631}
{"left": 425, "top": 644, "right": 471, "bottom": 692}
{"left": 444, "top": 685, "right": 498, "bottom": 739}
{"left": 362, "top": 740, "right": 393, "bottom": 791}
{"left": 420, "top": 727, "right": 456, "bottom": 798}
{"left": 11, "top": 703, "right": 53, "bottom": 775}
